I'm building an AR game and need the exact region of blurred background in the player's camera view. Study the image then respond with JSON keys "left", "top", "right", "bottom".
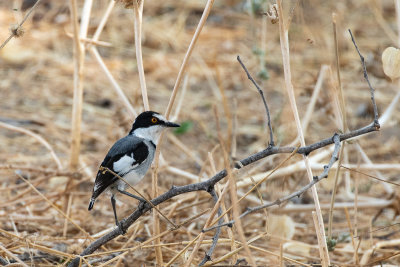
{"left": 0, "top": 0, "right": 400, "bottom": 265}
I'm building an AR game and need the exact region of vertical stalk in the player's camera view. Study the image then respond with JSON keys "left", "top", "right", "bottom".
{"left": 276, "top": 1, "right": 330, "bottom": 266}
{"left": 133, "top": 0, "right": 149, "bottom": 111}
{"left": 69, "top": 0, "right": 92, "bottom": 170}
{"left": 328, "top": 13, "right": 348, "bottom": 240}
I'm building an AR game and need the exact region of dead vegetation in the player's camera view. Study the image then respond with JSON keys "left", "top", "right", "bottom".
{"left": 0, "top": 0, "right": 400, "bottom": 266}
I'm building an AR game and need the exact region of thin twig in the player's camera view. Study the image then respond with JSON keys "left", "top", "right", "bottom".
{"left": 348, "top": 29, "right": 379, "bottom": 127}
{"left": 237, "top": 55, "right": 274, "bottom": 146}
{"left": 0, "top": 0, "right": 42, "bottom": 50}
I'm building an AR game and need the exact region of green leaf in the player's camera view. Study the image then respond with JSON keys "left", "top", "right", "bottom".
{"left": 326, "top": 238, "right": 337, "bottom": 252}
{"left": 174, "top": 121, "right": 193, "bottom": 135}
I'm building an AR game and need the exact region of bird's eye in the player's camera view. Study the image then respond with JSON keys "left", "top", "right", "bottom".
{"left": 151, "top": 117, "right": 158, "bottom": 123}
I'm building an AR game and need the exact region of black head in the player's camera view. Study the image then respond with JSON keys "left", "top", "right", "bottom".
{"left": 129, "top": 111, "right": 180, "bottom": 135}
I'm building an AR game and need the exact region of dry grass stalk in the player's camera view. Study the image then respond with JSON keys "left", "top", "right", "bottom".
{"left": 328, "top": 13, "right": 348, "bottom": 240}
{"left": 133, "top": 0, "right": 149, "bottom": 111}
{"left": 91, "top": 1, "right": 115, "bottom": 41}
{"left": 87, "top": 1, "right": 137, "bottom": 115}
{"left": 276, "top": 1, "right": 329, "bottom": 265}
{"left": 151, "top": 146, "right": 163, "bottom": 266}
{"left": 344, "top": 207, "right": 359, "bottom": 264}
{"left": 215, "top": 107, "right": 256, "bottom": 266}
{"left": 65, "top": 32, "right": 112, "bottom": 47}
{"left": 164, "top": 0, "right": 215, "bottom": 118}
{"left": 89, "top": 48, "right": 137, "bottom": 116}
{"left": 68, "top": 0, "right": 92, "bottom": 170}
{"left": 63, "top": 194, "right": 73, "bottom": 237}
{"left": 216, "top": 67, "right": 233, "bottom": 150}
{"left": 148, "top": 1, "right": 216, "bottom": 261}
{"left": 301, "top": 65, "right": 329, "bottom": 134}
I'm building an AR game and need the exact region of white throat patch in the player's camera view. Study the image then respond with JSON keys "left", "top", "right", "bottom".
{"left": 133, "top": 125, "right": 164, "bottom": 144}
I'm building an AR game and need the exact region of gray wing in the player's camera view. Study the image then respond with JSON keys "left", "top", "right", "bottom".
{"left": 89, "top": 135, "right": 148, "bottom": 206}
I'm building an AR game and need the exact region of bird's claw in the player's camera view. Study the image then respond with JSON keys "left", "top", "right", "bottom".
{"left": 117, "top": 221, "right": 126, "bottom": 235}
{"left": 138, "top": 200, "right": 146, "bottom": 211}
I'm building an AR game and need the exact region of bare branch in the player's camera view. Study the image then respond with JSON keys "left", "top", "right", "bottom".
{"left": 237, "top": 55, "right": 274, "bottom": 146}
{"left": 348, "top": 29, "right": 380, "bottom": 126}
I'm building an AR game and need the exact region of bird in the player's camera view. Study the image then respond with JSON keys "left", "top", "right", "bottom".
{"left": 88, "top": 111, "right": 180, "bottom": 231}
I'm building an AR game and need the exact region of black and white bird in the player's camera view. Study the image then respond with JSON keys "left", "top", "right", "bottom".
{"left": 88, "top": 111, "right": 180, "bottom": 230}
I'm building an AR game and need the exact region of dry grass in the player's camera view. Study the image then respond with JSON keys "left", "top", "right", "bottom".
{"left": 1, "top": 0, "right": 400, "bottom": 266}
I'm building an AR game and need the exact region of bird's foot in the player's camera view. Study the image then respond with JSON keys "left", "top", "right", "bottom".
{"left": 117, "top": 221, "right": 126, "bottom": 235}
{"left": 138, "top": 200, "right": 146, "bottom": 211}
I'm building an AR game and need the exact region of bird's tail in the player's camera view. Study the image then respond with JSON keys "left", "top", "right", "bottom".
{"left": 88, "top": 198, "right": 96, "bottom": 211}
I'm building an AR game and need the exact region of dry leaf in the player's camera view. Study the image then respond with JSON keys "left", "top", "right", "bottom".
{"left": 382, "top": 47, "right": 400, "bottom": 80}
{"left": 268, "top": 215, "right": 295, "bottom": 239}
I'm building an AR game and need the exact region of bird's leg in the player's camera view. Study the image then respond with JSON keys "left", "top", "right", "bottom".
{"left": 117, "top": 189, "right": 146, "bottom": 202}
{"left": 117, "top": 189, "right": 147, "bottom": 211}
{"left": 111, "top": 195, "right": 126, "bottom": 235}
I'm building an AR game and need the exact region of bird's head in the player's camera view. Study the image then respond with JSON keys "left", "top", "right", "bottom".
{"left": 129, "top": 111, "right": 180, "bottom": 143}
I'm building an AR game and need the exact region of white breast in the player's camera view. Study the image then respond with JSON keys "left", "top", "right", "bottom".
{"left": 113, "top": 154, "right": 137, "bottom": 174}
{"left": 112, "top": 140, "right": 156, "bottom": 191}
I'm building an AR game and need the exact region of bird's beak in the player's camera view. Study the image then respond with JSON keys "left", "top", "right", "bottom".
{"left": 165, "top": 121, "right": 180, "bottom": 128}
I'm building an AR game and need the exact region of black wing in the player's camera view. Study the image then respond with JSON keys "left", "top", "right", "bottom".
{"left": 89, "top": 135, "right": 149, "bottom": 202}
